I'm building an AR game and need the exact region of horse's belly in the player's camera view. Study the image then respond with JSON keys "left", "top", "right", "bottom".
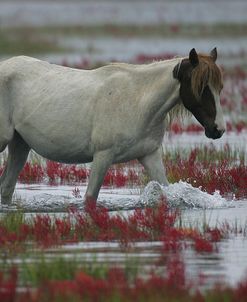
{"left": 31, "top": 144, "right": 93, "bottom": 164}
{"left": 18, "top": 126, "right": 94, "bottom": 164}
{"left": 112, "top": 137, "right": 161, "bottom": 164}
{"left": 38, "top": 151, "right": 93, "bottom": 164}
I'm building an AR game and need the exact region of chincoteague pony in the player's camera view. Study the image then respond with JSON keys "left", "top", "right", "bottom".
{"left": 0, "top": 48, "right": 225, "bottom": 205}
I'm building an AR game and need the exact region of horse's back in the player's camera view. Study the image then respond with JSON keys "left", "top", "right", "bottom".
{"left": 0, "top": 57, "right": 97, "bottom": 160}
{"left": 0, "top": 56, "right": 141, "bottom": 162}
{"left": 0, "top": 56, "right": 163, "bottom": 164}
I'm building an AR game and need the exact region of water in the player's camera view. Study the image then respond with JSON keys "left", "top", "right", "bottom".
{"left": 0, "top": 179, "right": 232, "bottom": 213}
{"left": 0, "top": 1, "right": 246, "bottom": 286}
{"left": 0, "top": 130, "right": 245, "bottom": 287}
{"left": 1, "top": 177, "right": 246, "bottom": 287}
{"left": 164, "top": 131, "right": 247, "bottom": 157}
{"left": 1, "top": 1, "right": 246, "bottom": 28}
{"left": 42, "top": 36, "right": 247, "bottom": 67}
{"left": 184, "top": 236, "right": 247, "bottom": 287}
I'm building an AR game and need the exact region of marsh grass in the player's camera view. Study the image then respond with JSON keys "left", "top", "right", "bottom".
{"left": 163, "top": 144, "right": 246, "bottom": 165}
{"left": 11, "top": 252, "right": 139, "bottom": 287}
{"left": 7, "top": 23, "right": 247, "bottom": 39}
{"left": 1, "top": 255, "right": 247, "bottom": 302}
{"left": 21, "top": 256, "right": 79, "bottom": 286}
{"left": 0, "top": 207, "right": 247, "bottom": 301}
{"left": 0, "top": 210, "right": 26, "bottom": 233}
{"left": 0, "top": 29, "right": 65, "bottom": 55}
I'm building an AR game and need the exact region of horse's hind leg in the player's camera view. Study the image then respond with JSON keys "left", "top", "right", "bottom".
{"left": 0, "top": 131, "right": 30, "bottom": 205}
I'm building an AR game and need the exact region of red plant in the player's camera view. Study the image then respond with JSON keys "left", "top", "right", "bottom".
{"left": 193, "top": 237, "right": 214, "bottom": 253}
{"left": 1, "top": 264, "right": 247, "bottom": 302}
{"left": 45, "top": 161, "right": 88, "bottom": 184}
{"left": 166, "top": 148, "right": 247, "bottom": 199}
{"left": 0, "top": 197, "right": 228, "bottom": 255}
{"left": 0, "top": 267, "right": 17, "bottom": 302}
{"left": 18, "top": 162, "right": 44, "bottom": 183}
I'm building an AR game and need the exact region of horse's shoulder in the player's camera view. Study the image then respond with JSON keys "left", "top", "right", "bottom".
{"left": 97, "top": 62, "right": 138, "bottom": 74}
{"left": 94, "top": 63, "right": 139, "bottom": 85}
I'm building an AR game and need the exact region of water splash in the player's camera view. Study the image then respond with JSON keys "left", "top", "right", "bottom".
{"left": 162, "top": 181, "right": 231, "bottom": 209}
{"left": 0, "top": 181, "right": 232, "bottom": 212}
{"left": 139, "top": 181, "right": 231, "bottom": 209}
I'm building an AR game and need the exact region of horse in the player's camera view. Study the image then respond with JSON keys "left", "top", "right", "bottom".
{"left": 0, "top": 48, "right": 225, "bottom": 205}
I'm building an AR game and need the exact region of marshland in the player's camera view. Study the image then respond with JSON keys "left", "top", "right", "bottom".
{"left": 0, "top": 1, "right": 247, "bottom": 301}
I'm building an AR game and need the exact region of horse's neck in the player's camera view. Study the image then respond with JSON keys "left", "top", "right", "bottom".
{"left": 141, "top": 58, "right": 182, "bottom": 125}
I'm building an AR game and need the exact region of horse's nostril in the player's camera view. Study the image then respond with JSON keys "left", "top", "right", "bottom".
{"left": 205, "top": 125, "right": 225, "bottom": 139}
{"left": 217, "top": 127, "right": 225, "bottom": 136}
{"left": 214, "top": 125, "right": 225, "bottom": 137}
{"left": 216, "top": 129, "right": 225, "bottom": 138}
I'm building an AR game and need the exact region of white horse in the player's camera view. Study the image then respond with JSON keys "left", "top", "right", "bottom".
{"left": 0, "top": 48, "right": 225, "bottom": 205}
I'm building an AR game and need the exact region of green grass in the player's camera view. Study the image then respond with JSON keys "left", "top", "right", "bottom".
{"left": 24, "top": 23, "right": 247, "bottom": 38}
{"left": 1, "top": 22, "right": 247, "bottom": 56}
{"left": 13, "top": 253, "right": 137, "bottom": 286}
{"left": 21, "top": 256, "right": 80, "bottom": 285}
{"left": 1, "top": 254, "right": 246, "bottom": 302}
{"left": 0, "top": 29, "right": 65, "bottom": 55}
{"left": 163, "top": 144, "right": 246, "bottom": 164}
{"left": 0, "top": 210, "right": 26, "bottom": 233}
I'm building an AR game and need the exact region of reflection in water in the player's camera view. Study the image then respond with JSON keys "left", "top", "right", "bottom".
{"left": 0, "top": 180, "right": 245, "bottom": 287}
{"left": 185, "top": 236, "right": 247, "bottom": 287}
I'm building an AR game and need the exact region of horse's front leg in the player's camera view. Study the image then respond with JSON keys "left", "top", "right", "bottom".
{"left": 138, "top": 147, "right": 169, "bottom": 186}
{"left": 85, "top": 150, "right": 113, "bottom": 202}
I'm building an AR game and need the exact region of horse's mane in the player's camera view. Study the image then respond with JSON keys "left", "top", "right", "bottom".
{"left": 165, "top": 102, "right": 191, "bottom": 130}
{"left": 191, "top": 54, "right": 223, "bottom": 99}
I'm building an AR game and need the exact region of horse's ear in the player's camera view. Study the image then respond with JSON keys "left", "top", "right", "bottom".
{"left": 210, "top": 47, "right": 217, "bottom": 62}
{"left": 189, "top": 48, "right": 199, "bottom": 67}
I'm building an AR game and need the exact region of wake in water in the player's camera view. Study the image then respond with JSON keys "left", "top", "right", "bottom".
{"left": 0, "top": 181, "right": 232, "bottom": 212}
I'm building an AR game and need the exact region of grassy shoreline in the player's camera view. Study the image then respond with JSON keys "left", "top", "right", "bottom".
{"left": 1, "top": 23, "right": 247, "bottom": 56}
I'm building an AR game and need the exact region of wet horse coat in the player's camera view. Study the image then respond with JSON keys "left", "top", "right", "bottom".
{"left": 0, "top": 48, "right": 225, "bottom": 204}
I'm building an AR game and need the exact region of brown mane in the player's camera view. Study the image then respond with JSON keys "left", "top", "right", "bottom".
{"left": 191, "top": 54, "right": 223, "bottom": 99}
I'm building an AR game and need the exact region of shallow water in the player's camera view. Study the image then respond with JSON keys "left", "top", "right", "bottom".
{"left": 43, "top": 36, "right": 247, "bottom": 68}
{"left": 185, "top": 235, "right": 247, "bottom": 287}
{"left": 1, "top": 179, "right": 246, "bottom": 287}
{"left": 1, "top": 1, "right": 246, "bottom": 28}
{"left": 2, "top": 1, "right": 247, "bottom": 68}
{"left": 164, "top": 131, "right": 247, "bottom": 157}
{"left": 2, "top": 179, "right": 233, "bottom": 213}
{"left": 0, "top": 0, "right": 246, "bottom": 291}
{"left": 1, "top": 131, "right": 246, "bottom": 288}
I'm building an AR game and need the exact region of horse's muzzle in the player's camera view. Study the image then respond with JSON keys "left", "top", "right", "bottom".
{"left": 205, "top": 126, "right": 225, "bottom": 139}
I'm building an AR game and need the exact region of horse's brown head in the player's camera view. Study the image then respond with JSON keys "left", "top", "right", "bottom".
{"left": 174, "top": 48, "right": 225, "bottom": 139}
